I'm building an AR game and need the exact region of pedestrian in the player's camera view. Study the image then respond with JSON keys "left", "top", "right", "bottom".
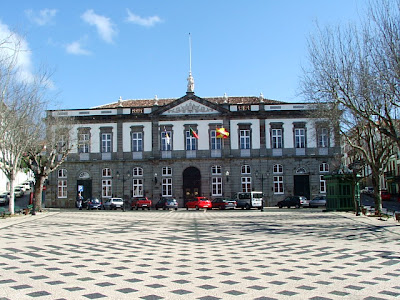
{"left": 77, "top": 193, "right": 83, "bottom": 210}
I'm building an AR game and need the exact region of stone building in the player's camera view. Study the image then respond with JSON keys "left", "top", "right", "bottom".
{"left": 46, "top": 84, "right": 340, "bottom": 208}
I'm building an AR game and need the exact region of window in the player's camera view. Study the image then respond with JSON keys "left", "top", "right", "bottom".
{"left": 240, "top": 130, "right": 250, "bottom": 149}
{"left": 102, "top": 180, "right": 112, "bottom": 198}
{"left": 101, "top": 133, "right": 111, "bottom": 153}
{"left": 58, "top": 169, "right": 67, "bottom": 178}
{"left": 162, "top": 167, "right": 172, "bottom": 176}
{"left": 320, "top": 163, "right": 329, "bottom": 172}
{"left": 212, "top": 177, "right": 223, "bottom": 196}
{"left": 273, "top": 164, "right": 283, "bottom": 173}
{"left": 58, "top": 180, "right": 67, "bottom": 198}
{"left": 272, "top": 129, "right": 282, "bottom": 149}
{"left": 319, "top": 128, "right": 329, "bottom": 148}
{"left": 241, "top": 165, "right": 251, "bottom": 174}
{"left": 186, "top": 130, "right": 197, "bottom": 150}
{"left": 132, "top": 178, "right": 143, "bottom": 197}
{"left": 273, "top": 176, "right": 284, "bottom": 194}
{"left": 57, "top": 135, "right": 67, "bottom": 152}
{"left": 211, "top": 165, "right": 222, "bottom": 175}
{"left": 320, "top": 175, "right": 326, "bottom": 193}
{"left": 102, "top": 168, "right": 111, "bottom": 177}
{"left": 241, "top": 177, "right": 251, "bottom": 192}
{"left": 210, "top": 130, "right": 222, "bottom": 150}
{"left": 161, "top": 131, "right": 171, "bottom": 151}
{"left": 295, "top": 128, "right": 305, "bottom": 148}
{"left": 162, "top": 178, "right": 172, "bottom": 196}
{"left": 132, "top": 167, "right": 143, "bottom": 176}
{"left": 132, "top": 132, "right": 143, "bottom": 152}
{"left": 78, "top": 133, "right": 90, "bottom": 153}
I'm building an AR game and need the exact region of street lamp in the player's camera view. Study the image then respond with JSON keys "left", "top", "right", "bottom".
{"left": 116, "top": 171, "right": 131, "bottom": 211}
{"left": 255, "top": 171, "right": 266, "bottom": 211}
{"left": 225, "top": 171, "right": 230, "bottom": 182}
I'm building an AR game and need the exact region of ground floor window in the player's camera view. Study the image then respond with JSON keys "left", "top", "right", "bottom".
{"left": 320, "top": 175, "right": 326, "bottom": 193}
{"left": 162, "top": 178, "right": 172, "bottom": 196}
{"left": 102, "top": 180, "right": 112, "bottom": 198}
{"left": 57, "top": 180, "right": 67, "bottom": 198}
{"left": 274, "top": 176, "right": 284, "bottom": 194}
{"left": 211, "top": 177, "right": 222, "bottom": 196}
{"left": 241, "top": 177, "right": 251, "bottom": 192}
{"left": 133, "top": 178, "right": 143, "bottom": 196}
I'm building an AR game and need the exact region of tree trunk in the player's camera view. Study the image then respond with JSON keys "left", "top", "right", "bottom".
{"left": 34, "top": 175, "right": 46, "bottom": 212}
{"left": 372, "top": 173, "right": 382, "bottom": 215}
{"left": 8, "top": 172, "right": 16, "bottom": 215}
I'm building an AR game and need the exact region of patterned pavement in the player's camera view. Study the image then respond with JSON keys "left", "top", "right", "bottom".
{"left": 0, "top": 208, "right": 399, "bottom": 300}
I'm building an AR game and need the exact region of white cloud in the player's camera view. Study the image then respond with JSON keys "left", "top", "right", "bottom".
{"left": 0, "top": 21, "right": 34, "bottom": 83}
{"left": 81, "top": 9, "right": 116, "bottom": 44}
{"left": 25, "top": 8, "right": 57, "bottom": 26}
{"left": 126, "top": 9, "right": 162, "bottom": 27}
{"left": 65, "top": 41, "right": 91, "bottom": 56}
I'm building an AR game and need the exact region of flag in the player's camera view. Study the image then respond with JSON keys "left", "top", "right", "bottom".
{"left": 189, "top": 127, "right": 199, "bottom": 139}
{"left": 216, "top": 127, "right": 229, "bottom": 139}
{"left": 164, "top": 127, "right": 170, "bottom": 145}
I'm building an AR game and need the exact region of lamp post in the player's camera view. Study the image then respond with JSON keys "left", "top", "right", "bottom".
{"left": 255, "top": 171, "right": 265, "bottom": 211}
{"left": 116, "top": 171, "right": 131, "bottom": 211}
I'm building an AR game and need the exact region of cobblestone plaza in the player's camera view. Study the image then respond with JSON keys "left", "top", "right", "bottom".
{"left": 0, "top": 209, "right": 399, "bottom": 300}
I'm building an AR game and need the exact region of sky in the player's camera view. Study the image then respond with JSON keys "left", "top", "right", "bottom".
{"left": 0, "top": 0, "right": 369, "bottom": 110}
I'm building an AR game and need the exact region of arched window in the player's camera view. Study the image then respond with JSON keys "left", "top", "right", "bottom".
{"left": 241, "top": 165, "right": 251, "bottom": 174}
{"left": 102, "top": 168, "right": 111, "bottom": 177}
{"left": 273, "top": 164, "right": 283, "bottom": 174}
{"left": 132, "top": 167, "right": 143, "bottom": 176}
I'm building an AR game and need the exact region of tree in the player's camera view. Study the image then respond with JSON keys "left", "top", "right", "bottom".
{"left": 300, "top": 0, "right": 400, "bottom": 214}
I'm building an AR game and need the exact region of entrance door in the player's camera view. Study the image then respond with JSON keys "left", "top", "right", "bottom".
{"left": 183, "top": 167, "right": 201, "bottom": 205}
{"left": 293, "top": 175, "right": 310, "bottom": 200}
{"left": 77, "top": 180, "right": 92, "bottom": 201}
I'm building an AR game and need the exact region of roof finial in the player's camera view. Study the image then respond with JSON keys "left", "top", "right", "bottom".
{"left": 259, "top": 92, "right": 264, "bottom": 103}
{"left": 118, "top": 96, "right": 123, "bottom": 107}
{"left": 187, "top": 33, "right": 194, "bottom": 93}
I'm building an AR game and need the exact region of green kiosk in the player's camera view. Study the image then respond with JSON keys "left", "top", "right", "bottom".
{"left": 324, "top": 173, "right": 357, "bottom": 212}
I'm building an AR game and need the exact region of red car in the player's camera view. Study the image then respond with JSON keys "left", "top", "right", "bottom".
{"left": 131, "top": 197, "right": 152, "bottom": 210}
{"left": 185, "top": 197, "right": 212, "bottom": 210}
{"left": 381, "top": 191, "right": 391, "bottom": 201}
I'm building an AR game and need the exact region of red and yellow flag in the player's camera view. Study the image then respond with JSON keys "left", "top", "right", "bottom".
{"left": 216, "top": 127, "right": 229, "bottom": 139}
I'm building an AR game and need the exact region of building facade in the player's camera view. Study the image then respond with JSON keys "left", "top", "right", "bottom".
{"left": 46, "top": 91, "right": 340, "bottom": 208}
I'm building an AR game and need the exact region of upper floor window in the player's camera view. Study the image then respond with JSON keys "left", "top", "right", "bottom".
{"left": 241, "top": 165, "right": 251, "bottom": 174}
{"left": 78, "top": 133, "right": 90, "bottom": 153}
{"left": 132, "top": 167, "right": 143, "bottom": 176}
{"left": 186, "top": 130, "right": 197, "bottom": 150}
{"left": 210, "top": 130, "right": 222, "bottom": 150}
{"left": 211, "top": 165, "right": 222, "bottom": 175}
{"left": 102, "top": 168, "right": 111, "bottom": 177}
{"left": 320, "top": 163, "right": 329, "bottom": 173}
{"left": 272, "top": 129, "right": 282, "bottom": 149}
{"left": 101, "top": 133, "right": 111, "bottom": 153}
{"left": 295, "top": 128, "right": 305, "bottom": 148}
{"left": 161, "top": 130, "right": 171, "bottom": 151}
{"left": 240, "top": 130, "right": 250, "bottom": 149}
{"left": 319, "top": 128, "right": 329, "bottom": 148}
{"left": 57, "top": 135, "right": 67, "bottom": 152}
{"left": 132, "top": 132, "right": 143, "bottom": 152}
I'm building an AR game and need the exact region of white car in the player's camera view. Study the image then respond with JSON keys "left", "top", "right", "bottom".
{"left": 14, "top": 187, "right": 24, "bottom": 197}
{"left": 103, "top": 198, "right": 124, "bottom": 210}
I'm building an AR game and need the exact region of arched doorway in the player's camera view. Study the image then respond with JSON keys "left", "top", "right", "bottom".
{"left": 183, "top": 167, "right": 201, "bottom": 205}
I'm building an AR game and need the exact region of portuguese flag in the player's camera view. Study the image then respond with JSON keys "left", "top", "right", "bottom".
{"left": 189, "top": 127, "right": 199, "bottom": 139}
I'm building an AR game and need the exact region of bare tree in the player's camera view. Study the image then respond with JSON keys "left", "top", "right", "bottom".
{"left": 300, "top": 0, "right": 400, "bottom": 214}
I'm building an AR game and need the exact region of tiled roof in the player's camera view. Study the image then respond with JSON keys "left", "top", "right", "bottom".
{"left": 94, "top": 96, "right": 285, "bottom": 109}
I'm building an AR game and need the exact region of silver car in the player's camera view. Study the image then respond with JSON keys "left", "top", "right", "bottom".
{"left": 309, "top": 196, "right": 327, "bottom": 208}
{"left": 103, "top": 198, "right": 124, "bottom": 210}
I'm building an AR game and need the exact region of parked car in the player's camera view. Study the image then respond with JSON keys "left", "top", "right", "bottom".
{"left": 0, "top": 192, "right": 10, "bottom": 205}
{"left": 211, "top": 198, "right": 236, "bottom": 210}
{"left": 309, "top": 195, "right": 327, "bottom": 208}
{"left": 20, "top": 182, "right": 31, "bottom": 191}
{"left": 86, "top": 198, "right": 102, "bottom": 210}
{"left": 277, "top": 196, "right": 307, "bottom": 208}
{"left": 103, "top": 198, "right": 124, "bottom": 210}
{"left": 361, "top": 187, "right": 374, "bottom": 194}
{"left": 131, "top": 197, "right": 152, "bottom": 210}
{"left": 14, "top": 187, "right": 24, "bottom": 198}
{"left": 15, "top": 185, "right": 27, "bottom": 193}
{"left": 381, "top": 190, "right": 391, "bottom": 201}
{"left": 185, "top": 197, "right": 212, "bottom": 210}
{"left": 154, "top": 197, "right": 178, "bottom": 210}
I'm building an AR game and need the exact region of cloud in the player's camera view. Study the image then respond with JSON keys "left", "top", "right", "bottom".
{"left": 0, "top": 21, "right": 34, "bottom": 83}
{"left": 25, "top": 8, "right": 57, "bottom": 26}
{"left": 65, "top": 41, "right": 91, "bottom": 56}
{"left": 81, "top": 9, "right": 116, "bottom": 43}
{"left": 126, "top": 9, "right": 162, "bottom": 27}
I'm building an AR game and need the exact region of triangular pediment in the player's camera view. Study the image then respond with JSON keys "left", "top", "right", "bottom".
{"left": 162, "top": 99, "right": 219, "bottom": 115}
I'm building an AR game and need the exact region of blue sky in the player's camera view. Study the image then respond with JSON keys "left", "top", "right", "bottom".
{"left": 1, "top": 0, "right": 368, "bottom": 109}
